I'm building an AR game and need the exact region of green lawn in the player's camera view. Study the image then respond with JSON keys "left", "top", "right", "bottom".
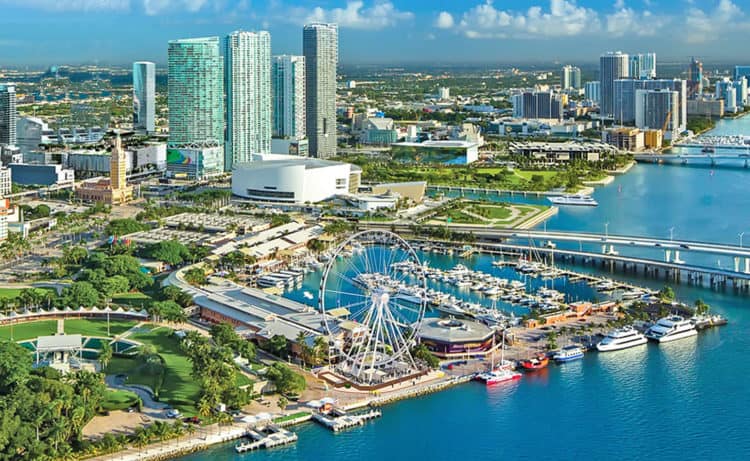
{"left": 273, "top": 411, "right": 311, "bottom": 424}
{"left": 64, "top": 319, "right": 138, "bottom": 337}
{"left": 101, "top": 389, "right": 141, "bottom": 411}
{"left": 111, "top": 292, "right": 153, "bottom": 308}
{"left": 0, "top": 320, "right": 58, "bottom": 341}
{"left": 513, "top": 170, "right": 559, "bottom": 181}
{"left": 117, "top": 326, "right": 201, "bottom": 414}
{"left": 0, "top": 288, "right": 24, "bottom": 299}
{"left": 469, "top": 204, "right": 512, "bottom": 220}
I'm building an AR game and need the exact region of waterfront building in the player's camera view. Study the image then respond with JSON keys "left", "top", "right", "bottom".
{"left": 167, "top": 37, "right": 224, "bottom": 177}
{"left": 643, "top": 129, "right": 663, "bottom": 149}
{"left": 225, "top": 31, "right": 271, "bottom": 170}
{"left": 603, "top": 127, "right": 644, "bottom": 151}
{"left": 600, "top": 51, "right": 629, "bottom": 118}
{"left": 715, "top": 78, "right": 745, "bottom": 113}
{"left": 688, "top": 57, "right": 704, "bottom": 99}
{"left": 391, "top": 140, "right": 479, "bottom": 165}
{"left": 635, "top": 89, "right": 680, "bottom": 138}
{"left": 417, "top": 319, "right": 496, "bottom": 359}
{"left": 272, "top": 55, "right": 306, "bottom": 140}
{"left": 585, "top": 81, "right": 601, "bottom": 104}
{"left": 132, "top": 61, "right": 156, "bottom": 133}
{"left": 687, "top": 98, "right": 724, "bottom": 118}
{"left": 509, "top": 141, "right": 614, "bottom": 162}
{"left": 231, "top": 155, "right": 360, "bottom": 203}
{"left": 75, "top": 132, "right": 135, "bottom": 205}
{"left": 0, "top": 84, "right": 17, "bottom": 146}
{"left": 512, "top": 91, "right": 564, "bottom": 120}
{"left": 613, "top": 79, "right": 687, "bottom": 132}
{"left": 561, "top": 65, "right": 582, "bottom": 90}
{"left": 630, "top": 53, "right": 657, "bottom": 80}
{"left": 303, "top": 23, "right": 338, "bottom": 158}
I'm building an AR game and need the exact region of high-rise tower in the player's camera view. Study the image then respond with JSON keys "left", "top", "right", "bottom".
{"left": 600, "top": 52, "right": 630, "bottom": 118}
{"left": 303, "top": 23, "right": 338, "bottom": 158}
{"left": 133, "top": 62, "right": 156, "bottom": 133}
{"left": 272, "top": 55, "right": 306, "bottom": 140}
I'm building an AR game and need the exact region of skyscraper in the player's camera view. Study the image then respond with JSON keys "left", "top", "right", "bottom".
{"left": 225, "top": 30, "right": 271, "bottom": 170}
{"left": 132, "top": 61, "right": 156, "bottom": 133}
{"left": 613, "top": 79, "right": 687, "bottom": 131}
{"left": 0, "top": 84, "right": 17, "bottom": 146}
{"left": 600, "top": 52, "right": 629, "bottom": 118}
{"left": 167, "top": 37, "right": 225, "bottom": 178}
{"left": 303, "top": 23, "right": 338, "bottom": 158}
{"left": 585, "top": 81, "right": 601, "bottom": 104}
{"left": 635, "top": 89, "right": 679, "bottom": 137}
{"left": 272, "top": 55, "right": 306, "bottom": 140}
{"left": 688, "top": 57, "right": 703, "bottom": 99}
{"left": 561, "top": 65, "right": 581, "bottom": 90}
{"left": 630, "top": 53, "right": 657, "bottom": 80}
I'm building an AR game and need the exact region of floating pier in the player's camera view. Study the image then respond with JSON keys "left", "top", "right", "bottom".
{"left": 312, "top": 409, "right": 382, "bottom": 432}
{"left": 234, "top": 425, "right": 298, "bottom": 453}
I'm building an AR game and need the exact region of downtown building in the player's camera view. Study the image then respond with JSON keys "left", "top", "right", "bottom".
{"left": 224, "top": 31, "right": 271, "bottom": 170}
{"left": 512, "top": 91, "right": 564, "bottom": 120}
{"left": 132, "top": 61, "right": 156, "bottom": 133}
{"left": 272, "top": 55, "right": 306, "bottom": 141}
{"left": 585, "top": 81, "right": 601, "bottom": 104}
{"left": 167, "top": 37, "right": 225, "bottom": 179}
{"left": 716, "top": 77, "right": 748, "bottom": 113}
{"left": 561, "top": 65, "right": 582, "bottom": 90}
{"left": 634, "top": 89, "right": 680, "bottom": 138}
{"left": 613, "top": 79, "right": 687, "bottom": 136}
{"left": 600, "top": 51, "right": 630, "bottom": 118}
{"left": 303, "top": 23, "right": 338, "bottom": 158}
{"left": 629, "top": 53, "right": 657, "bottom": 80}
{"left": 688, "top": 57, "right": 704, "bottom": 99}
{"left": 0, "top": 84, "right": 17, "bottom": 147}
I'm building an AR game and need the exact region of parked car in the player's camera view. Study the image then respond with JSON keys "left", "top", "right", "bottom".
{"left": 165, "top": 409, "right": 181, "bottom": 419}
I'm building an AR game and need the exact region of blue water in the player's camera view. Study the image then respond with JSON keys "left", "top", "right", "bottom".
{"left": 179, "top": 120, "right": 750, "bottom": 461}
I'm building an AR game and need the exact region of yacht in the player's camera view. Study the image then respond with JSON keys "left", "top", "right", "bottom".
{"left": 476, "top": 331, "right": 521, "bottom": 385}
{"left": 596, "top": 326, "right": 648, "bottom": 352}
{"left": 548, "top": 194, "right": 598, "bottom": 206}
{"left": 645, "top": 315, "right": 697, "bottom": 343}
{"left": 553, "top": 345, "right": 584, "bottom": 362}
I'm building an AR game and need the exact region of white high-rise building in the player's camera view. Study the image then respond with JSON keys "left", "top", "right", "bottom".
{"left": 438, "top": 87, "right": 451, "bottom": 99}
{"left": 561, "top": 65, "right": 582, "bottom": 89}
{"left": 133, "top": 61, "right": 156, "bottom": 133}
{"left": 0, "top": 84, "right": 17, "bottom": 146}
{"left": 272, "top": 55, "right": 306, "bottom": 140}
{"left": 303, "top": 23, "right": 338, "bottom": 158}
{"left": 225, "top": 30, "right": 272, "bottom": 170}
{"left": 635, "top": 88, "right": 679, "bottom": 138}
{"left": 0, "top": 166, "right": 10, "bottom": 197}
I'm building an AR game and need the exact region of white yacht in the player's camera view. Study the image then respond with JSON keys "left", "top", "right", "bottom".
{"left": 548, "top": 194, "right": 598, "bottom": 207}
{"left": 645, "top": 315, "right": 698, "bottom": 343}
{"left": 596, "top": 326, "right": 648, "bottom": 352}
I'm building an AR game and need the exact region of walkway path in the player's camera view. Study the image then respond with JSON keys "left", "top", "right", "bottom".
{"left": 105, "top": 375, "right": 169, "bottom": 412}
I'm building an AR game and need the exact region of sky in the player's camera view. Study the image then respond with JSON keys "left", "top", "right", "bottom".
{"left": 1, "top": 0, "right": 750, "bottom": 67}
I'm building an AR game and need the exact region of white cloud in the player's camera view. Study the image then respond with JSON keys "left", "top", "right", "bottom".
{"left": 455, "top": 0, "right": 601, "bottom": 39}
{"left": 606, "top": 4, "right": 668, "bottom": 37}
{"left": 295, "top": 1, "right": 413, "bottom": 30}
{"left": 142, "top": 0, "right": 209, "bottom": 15}
{"left": 435, "top": 11, "right": 454, "bottom": 29}
{"left": 0, "top": 0, "right": 130, "bottom": 11}
{"left": 685, "top": 0, "right": 745, "bottom": 43}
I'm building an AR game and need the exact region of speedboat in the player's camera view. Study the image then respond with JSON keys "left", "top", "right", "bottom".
{"left": 596, "top": 326, "right": 648, "bottom": 352}
{"left": 553, "top": 345, "right": 584, "bottom": 362}
{"left": 645, "top": 315, "right": 697, "bottom": 343}
{"left": 548, "top": 194, "right": 598, "bottom": 207}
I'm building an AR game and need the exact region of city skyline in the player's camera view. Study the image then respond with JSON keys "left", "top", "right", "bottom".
{"left": 1, "top": 1, "right": 750, "bottom": 65}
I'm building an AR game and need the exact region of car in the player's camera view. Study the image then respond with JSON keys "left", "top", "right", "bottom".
{"left": 654, "top": 243, "right": 662, "bottom": 247}
{"left": 165, "top": 409, "right": 181, "bottom": 419}
{"left": 680, "top": 244, "right": 690, "bottom": 249}
{"left": 183, "top": 416, "right": 201, "bottom": 424}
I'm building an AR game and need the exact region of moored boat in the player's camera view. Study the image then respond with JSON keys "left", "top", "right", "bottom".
{"left": 645, "top": 315, "right": 697, "bottom": 343}
{"left": 553, "top": 345, "right": 584, "bottom": 363}
{"left": 596, "top": 326, "right": 648, "bottom": 352}
{"left": 519, "top": 352, "right": 549, "bottom": 371}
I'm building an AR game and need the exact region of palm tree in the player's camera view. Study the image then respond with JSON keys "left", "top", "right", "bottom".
{"left": 99, "top": 341, "right": 113, "bottom": 370}
{"left": 295, "top": 331, "right": 309, "bottom": 368}
{"left": 197, "top": 397, "right": 212, "bottom": 419}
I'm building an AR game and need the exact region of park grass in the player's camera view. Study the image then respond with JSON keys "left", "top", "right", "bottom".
{"left": 469, "top": 203, "right": 512, "bottom": 220}
{"left": 0, "top": 288, "right": 24, "bottom": 299}
{"left": 101, "top": 389, "right": 141, "bottom": 411}
{"left": 0, "top": 320, "right": 58, "bottom": 341}
{"left": 64, "top": 319, "right": 138, "bottom": 338}
{"left": 111, "top": 292, "right": 153, "bottom": 308}
{"left": 122, "top": 326, "right": 201, "bottom": 414}
{"left": 273, "top": 411, "right": 311, "bottom": 424}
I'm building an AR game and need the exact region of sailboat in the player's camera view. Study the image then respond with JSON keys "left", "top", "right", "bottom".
{"left": 476, "top": 330, "right": 522, "bottom": 385}
{"left": 518, "top": 351, "right": 549, "bottom": 371}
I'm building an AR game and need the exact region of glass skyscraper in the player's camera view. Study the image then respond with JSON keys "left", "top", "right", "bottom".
{"left": 600, "top": 51, "right": 629, "bottom": 118}
{"left": 303, "top": 23, "right": 338, "bottom": 158}
{"left": 225, "top": 31, "right": 271, "bottom": 170}
{"left": 167, "top": 37, "right": 225, "bottom": 177}
{"left": 272, "top": 55, "right": 306, "bottom": 140}
{"left": 0, "top": 84, "right": 17, "bottom": 146}
{"left": 133, "top": 61, "right": 155, "bottom": 133}
{"left": 167, "top": 37, "right": 224, "bottom": 147}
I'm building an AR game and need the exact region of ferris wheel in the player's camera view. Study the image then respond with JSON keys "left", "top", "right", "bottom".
{"left": 319, "top": 230, "right": 427, "bottom": 385}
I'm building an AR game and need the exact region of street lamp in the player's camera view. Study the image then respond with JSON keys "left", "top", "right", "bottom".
{"left": 739, "top": 232, "right": 745, "bottom": 248}
{"left": 604, "top": 222, "right": 609, "bottom": 239}
{"left": 669, "top": 227, "right": 675, "bottom": 241}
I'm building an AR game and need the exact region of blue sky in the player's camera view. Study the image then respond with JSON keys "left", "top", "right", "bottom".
{"left": 1, "top": 0, "right": 749, "bottom": 66}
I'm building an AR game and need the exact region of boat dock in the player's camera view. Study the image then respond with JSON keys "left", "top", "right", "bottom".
{"left": 312, "top": 409, "right": 382, "bottom": 432}
{"left": 234, "top": 425, "right": 298, "bottom": 453}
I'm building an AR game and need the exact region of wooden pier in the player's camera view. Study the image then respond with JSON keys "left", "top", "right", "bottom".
{"left": 312, "top": 409, "right": 382, "bottom": 432}
{"left": 235, "top": 425, "right": 298, "bottom": 453}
